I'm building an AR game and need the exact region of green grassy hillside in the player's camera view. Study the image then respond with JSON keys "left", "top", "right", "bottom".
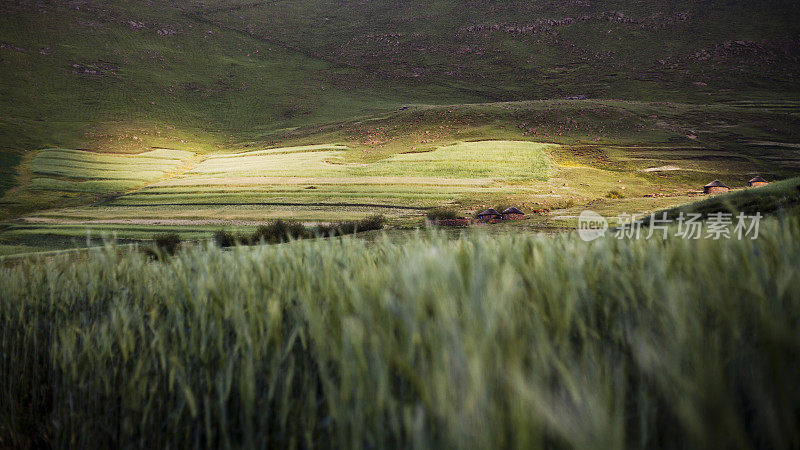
{"left": 1, "top": 0, "right": 798, "bottom": 152}
{"left": 1, "top": 0, "right": 799, "bottom": 252}
{"left": 200, "top": 0, "right": 800, "bottom": 101}
{"left": 0, "top": 0, "right": 464, "bottom": 153}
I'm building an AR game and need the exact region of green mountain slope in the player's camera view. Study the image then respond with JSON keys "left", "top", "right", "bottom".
{"left": 1, "top": 0, "right": 798, "bottom": 153}
{"left": 0, "top": 0, "right": 451, "bottom": 153}
{"left": 0, "top": 0, "right": 799, "bottom": 225}
{"left": 199, "top": 0, "right": 800, "bottom": 101}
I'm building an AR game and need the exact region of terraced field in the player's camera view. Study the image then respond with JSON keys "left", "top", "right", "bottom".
{"left": 2, "top": 130, "right": 797, "bottom": 256}
{"left": 12, "top": 142, "right": 554, "bottom": 230}
{"left": 27, "top": 148, "right": 197, "bottom": 194}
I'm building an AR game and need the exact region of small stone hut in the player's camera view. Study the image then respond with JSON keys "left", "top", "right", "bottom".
{"left": 747, "top": 176, "right": 768, "bottom": 187}
{"left": 703, "top": 180, "right": 730, "bottom": 194}
{"left": 501, "top": 207, "right": 525, "bottom": 220}
{"left": 477, "top": 208, "right": 502, "bottom": 223}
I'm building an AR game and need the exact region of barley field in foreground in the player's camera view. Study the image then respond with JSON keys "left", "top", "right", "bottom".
{"left": 2, "top": 214, "right": 799, "bottom": 449}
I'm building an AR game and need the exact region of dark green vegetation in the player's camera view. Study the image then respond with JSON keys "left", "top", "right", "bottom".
{"left": 215, "top": 215, "right": 386, "bottom": 246}
{"left": 2, "top": 213, "right": 799, "bottom": 448}
{"left": 426, "top": 207, "right": 460, "bottom": 220}
{"left": 0, "top": 150, "right": 21, "bottom": 196}
{"left": 150, "top": 232, "right": 182, "bottom": 255}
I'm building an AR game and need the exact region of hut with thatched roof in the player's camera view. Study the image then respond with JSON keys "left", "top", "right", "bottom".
{"left": 747, "top": 176, "right": 768, "bottom": 187}
{"left": 476, "top": 208, "right": 502, "bottom": 223}
{"left": 501, "top": 207, "right": 525, "bottom": 220}
{"left": 703, "top": 180, "right": 730, "bottom": 194}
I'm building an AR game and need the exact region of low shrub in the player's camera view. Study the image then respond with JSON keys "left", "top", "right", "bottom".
{"left": 252, "top": 220, "right": 310, "bottom": 244}
{"left": 426, "top": 207, "right": 459, "bottom": 220}
{"left": 355, "top": 214, "right": 386, "bottom": 232}
{"left": 213, "top": 230, "right": 237, "bottom": 248}
{"left": 315, "top": 215, "right": 386, "bottom": 237}
{"left": 606, "top": 189, "right": 625, "bottom": 199}
{"left": 153, "top": 233, "right": 181, "bottom": 255}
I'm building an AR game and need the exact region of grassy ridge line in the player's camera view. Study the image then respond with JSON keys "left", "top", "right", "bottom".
{"left": 109, "top": 194, "right": 475, "bottom": 206}
{"left": 132, "top": 184, "right": 502, "bottom": 194}
{"left": 32, "top": 157, "right": 178, "bottom": 169}
{"left": 148, "top": 176, "right": 496, "bottom": 187}
{"left": 266, "top": 101, "right": 800, "bottom": 168}
{"left": 639, "top": 176, "right": 800, "bottom": 224}
{"left": 2, "top": 214, "right": 798, "bottom": 448}
{"left": 30, "top": 169, "right": 165, "bottom": 181}
{"left": 64, "top": 201, "right": 426, "bottom": 210}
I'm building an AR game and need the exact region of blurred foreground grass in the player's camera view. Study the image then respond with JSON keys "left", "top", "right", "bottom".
{"left": 1, "top": 212, "right": 799, "bottom": 449}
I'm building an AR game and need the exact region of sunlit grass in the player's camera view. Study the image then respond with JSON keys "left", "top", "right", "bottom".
{"left": 352, "top": 141, "right": 552, "bottom": 179}
{"left": 188, "top": 150, "right": 348, "bottom": 177}
{"left": 188, "top": 141, "right": 551, "bottom": 179}
{"left": 27, "top": 148, "right": 197, "bottom": 191}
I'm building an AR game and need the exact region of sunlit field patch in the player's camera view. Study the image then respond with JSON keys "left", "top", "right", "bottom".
{"left": 8, "top": 139, "right": 796, "bottom": 253}
{"left": 28, "top": 148, "right": 197, "bottom": 193}
{"left": 33, "top": 141, "right": 550, "bottom": 226}
{"left": 188, "top": 141, "right": 552, "bottom": 179}
{"left": 351, "top": 141, "right": 553, "bottom": 179}
{"left": 188, "top": 151, "right": 348, "bottom": 177}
